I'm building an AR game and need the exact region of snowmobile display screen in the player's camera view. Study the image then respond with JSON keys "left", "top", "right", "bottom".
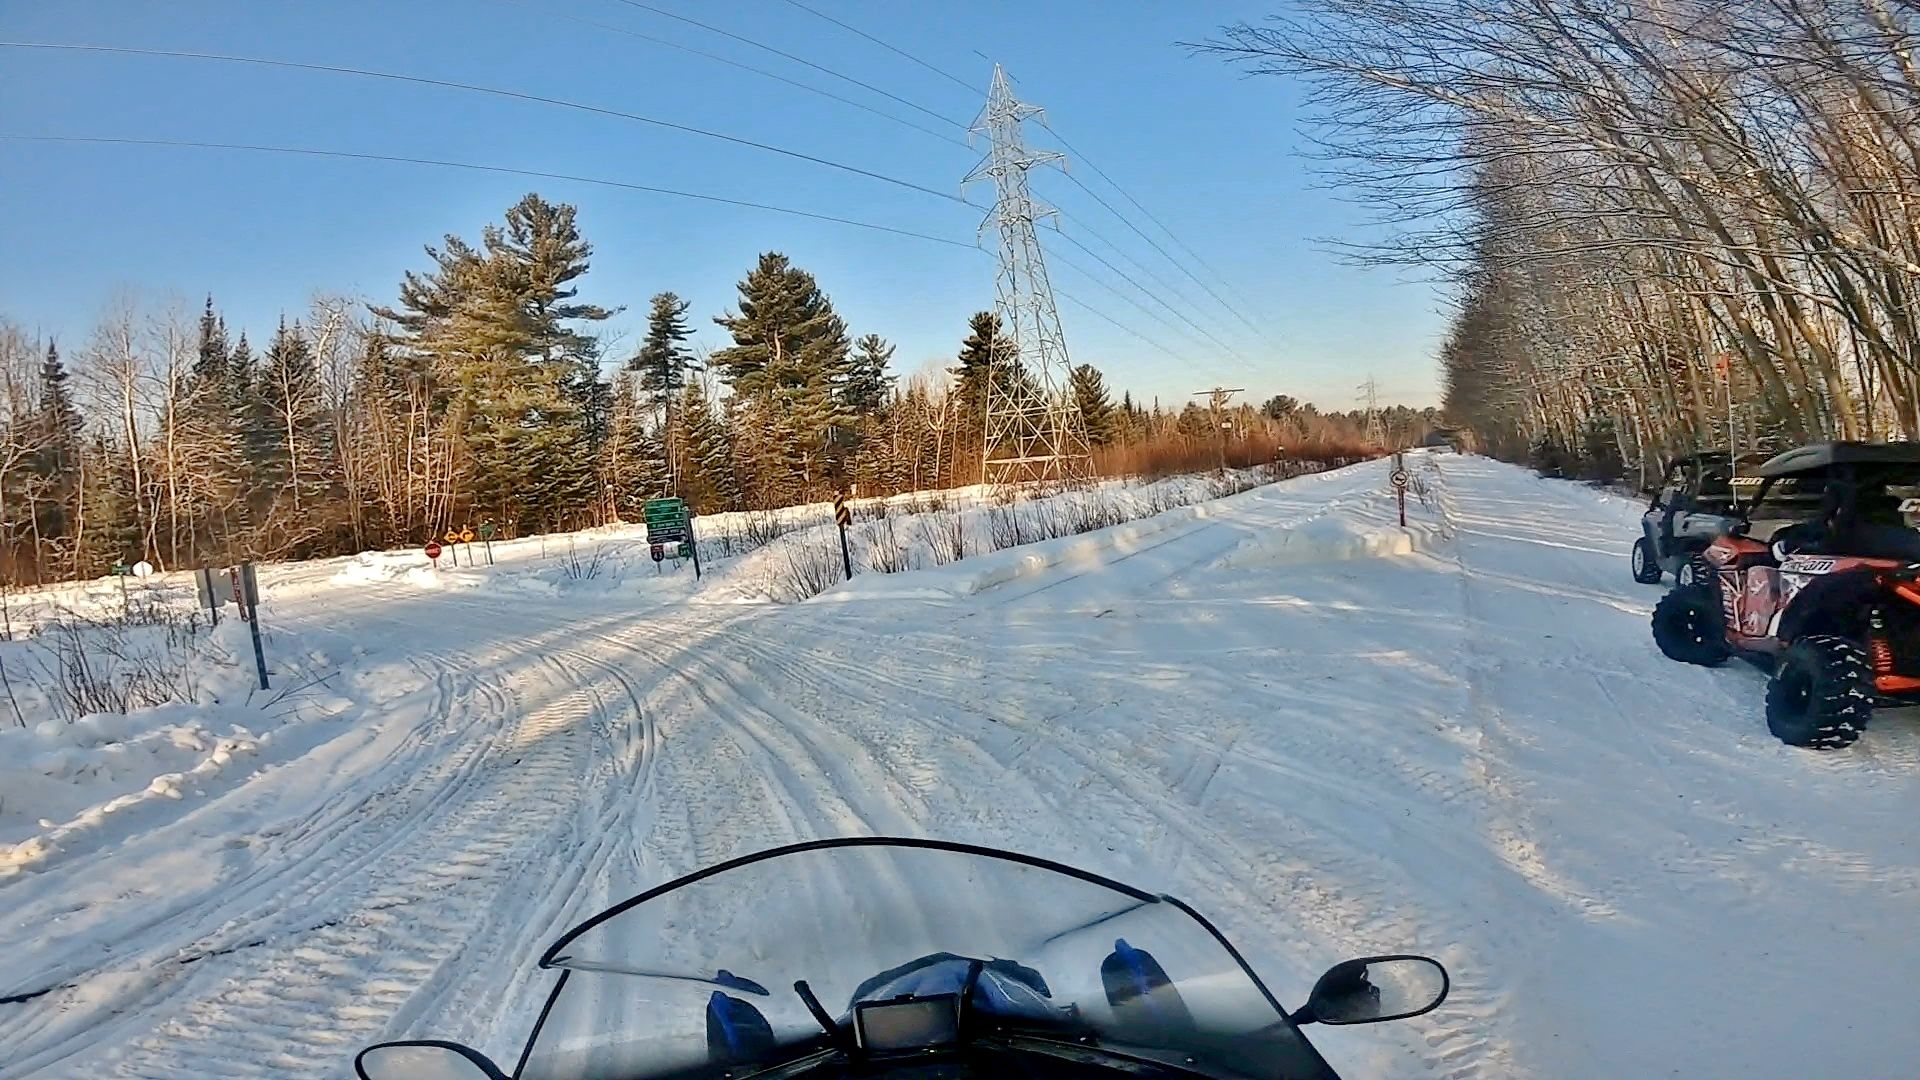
{"left": 854, "top": 994, "right": 961, "bottom": 1050}
{"left": 518, "top": 840, "right": 1336, "bottom": 1079}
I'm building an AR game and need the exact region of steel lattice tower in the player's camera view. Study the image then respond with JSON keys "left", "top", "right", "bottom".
{"left": 964, "top": 65, "right": 1091, "bottom": 487}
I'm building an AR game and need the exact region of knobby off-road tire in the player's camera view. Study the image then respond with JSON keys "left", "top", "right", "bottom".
{"left": 1674, "top": 553, "right": 1713, "bottom": 589}
{"left": 1651, "top": 583, "right": 1730, "bottom": 666}
{"left": 1632, "top": 537, "right": 1663, "bottom": 584}
{"left": 1765, "top": 635, "right": 1873, "bottom": 750}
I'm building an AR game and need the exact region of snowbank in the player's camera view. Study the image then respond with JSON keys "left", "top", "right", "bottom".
{"left": 1209, "top": 501, "right": 1447, "bottom": 569}
{"left": 0, "top": 618, "right": 393, "bottom": 878}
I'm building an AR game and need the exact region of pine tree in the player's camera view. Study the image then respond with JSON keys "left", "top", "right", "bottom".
{"left": 950, "top": 311, "right": 1007, "bottom": 445}
{"left": 631, "top": 292, "right": 695, "bottom": 407}
{"left": 712, "top": 253, "right": 851, "bottom": 494}
{"left": 842, "top": 334, "right": 896, "bottom": 416}
{"left": 1070, "top": 363, "right": 1116, "bottom": 446}
{"left": 680, "top": 379, "right": 737, "bottom": 512}
{"left": 372, "top": 193, "right": 612, "bottom": 531}
{"left": 27, "top": 342, "right": 84, "bottom": 568}
{"left": 257, "top": 317, "right": 330, "bottom": 512}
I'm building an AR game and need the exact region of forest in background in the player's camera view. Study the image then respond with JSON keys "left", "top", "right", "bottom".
{"left": 1204, "top": 0, "right": 1920, "bottom": 483}
{"left": 0, "top": 192, "right": 1426, "bottom": 586}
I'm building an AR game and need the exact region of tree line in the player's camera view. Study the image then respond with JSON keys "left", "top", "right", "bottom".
{"left": 1204, "top": 0, "right": 1920, "bottom": 480}
{"left": 0, "top": 192, "right": 1398, "bottom": 585}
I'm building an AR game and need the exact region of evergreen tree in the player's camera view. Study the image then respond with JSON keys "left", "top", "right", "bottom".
{"left": 950, "top": 311, "right": 1008, "bottom": 444}
{"left": 28, "top": 341, "right": 84, "bottom": 561}
{"left": 1070, "top": 363, "right": 1116, "bottom": 446}
{"left": 842, "top": 334, "right": 896, "bottom": 416}
{"left": 680, "top": 379, "right": 737, "bottom": 512}
{"left": 372, "top": 193, "right": 611, "bottom": 530}
{"left": 74, "top": 436, "right": 139, "bottom": 574}
{"left": 257, "top": 317, "right": 331, "bottom": 512}
{"left": 631, "top": 292, "right": 695, "bottom": 407}
{"left": 712, "top": 253, "right": 851, "bottom": 493}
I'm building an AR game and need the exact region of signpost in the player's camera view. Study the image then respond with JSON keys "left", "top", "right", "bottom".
{"left": 237, "top": 562, "right": 268, "bottom": 691}
{"left": 111, "top": 561, "right": 130, "bottom": 611}
{"left": 425, "top": 540, "right": 443, "bottom": 568}
{"left": 443, "top": 529, "right": 463, "bottom": 567}
{"left": 479, "top": 521, "right": 496, "bottom": 565}
{"left": 643, "top": 498, "right": 701, "bottom": 579}
{"left": 1389, "top": 451, "right": 1409, "bottom": 527}
{"left": 833, "top": 493, "right": 854, "bottom": 582}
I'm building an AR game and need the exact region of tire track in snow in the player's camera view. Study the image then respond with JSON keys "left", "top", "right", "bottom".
{"left": 4, "top": 644, "right": 600, "bottom": 1079}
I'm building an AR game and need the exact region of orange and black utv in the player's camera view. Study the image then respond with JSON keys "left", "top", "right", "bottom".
{"left": 1652, "top": 442, "right": 1920, "bottom": 749}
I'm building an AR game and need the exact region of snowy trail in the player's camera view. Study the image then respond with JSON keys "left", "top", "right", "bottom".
{"left": 5, "top": 456, "right": 1920, "bottom": 1078}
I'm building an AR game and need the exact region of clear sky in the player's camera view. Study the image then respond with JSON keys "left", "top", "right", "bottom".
{"left": 0, "top": 0, "right": 1444, "bottom": 409}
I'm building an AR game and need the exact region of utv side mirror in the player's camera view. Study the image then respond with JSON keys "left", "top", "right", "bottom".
{"left": 1291, "top": 955, "right": 1449, "bottom": 1026}
{"left": 355, "top": 1040, "right": 507, "bottom": 1080}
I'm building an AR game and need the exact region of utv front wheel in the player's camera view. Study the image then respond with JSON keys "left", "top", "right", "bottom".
{"left": 1766, "top": 636, "right": 1872, "bottom": 750}
{"left": 1651, "top": 584, "right": 1729, "bottom": 666}
{"left": 1632, "top": 537, "right": 1662, "bottom": 584}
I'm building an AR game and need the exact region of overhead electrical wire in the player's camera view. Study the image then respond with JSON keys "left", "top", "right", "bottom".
{"left": 773, "top": 0, "right": 980, "bottom": 96}
{"left": 8, "top": 25, "right": 1229, "bottom": 387}
{"left": 1039, "top": 119, "right": 1265, "bottom": 334}
{"left": 604, "top": 0, "right": 966, "bottom": 131}
{"left": 0, "top": 134, "right": 981, "bottom": 249}
{"left": 725, "top": 3, "right": 1268, "bottom": 353}
{"left": 14, "top": 131, "right": 1217, "bottom": 388}
{"left": 490, "top": 0, "right": 967, "bottom": 148}
{"left": 0, "top": 41, "right": 970, "bottom": 208}
{"left": 1048, "top": 230, "right": 1247, "bottom": 362}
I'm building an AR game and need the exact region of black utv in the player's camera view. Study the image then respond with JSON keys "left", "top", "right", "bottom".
{"left": 1632, "top": 451, "right": 1765, "bottom": 586}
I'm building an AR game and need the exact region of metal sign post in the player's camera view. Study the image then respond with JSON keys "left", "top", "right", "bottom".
{"left": 425, "top": 540, "right": 443, "bottom": 568}
{"left": 443, "top": 529, "right": 462, "bottom": 568}
{"left": 238, "top": 562, "right": 268, "bottom": 691}
{"left": 686, "top": 514, "right": 701, "bottom": 580}
{"left": 1389, "top": 452, "right": 1410, "bottom": 528}
{"left": 479, "top": 521, "right": 496, "bottom": 566}
{"left": 834, "top": 494, "right": 854, "bottom": 582}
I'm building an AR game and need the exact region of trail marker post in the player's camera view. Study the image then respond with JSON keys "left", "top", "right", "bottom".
{"left": 443, "top": 529, "right": 462, "bottom": 568}
{"left": 1389, "top": 451, "right": 1409, "bottom": 527}
{"left": 237, "top": 562, "right": 268, "bottom": 691}
{"left": 425, "top": 540, "right": 443, "bottom": 568}
{"left": 834, "top": 494, "right": 854, "bottom": 582}
{"left": 479, "top": 521, "right": 496, "bottom": 565}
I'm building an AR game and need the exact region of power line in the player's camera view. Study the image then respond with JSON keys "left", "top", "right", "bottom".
{"left": 14, "top": 131, "right": 1218, "bottom": 392}
{"left": 1039, "top": 119, "right": 1267, "bottom": 334}
{"left": 1043, "top": 243, "right": 1209, "bottom": 361}
{"left": 1049, "top": 229, "right": 1247, "bottom": 362}
{"left": 774, "top": 0, "right": 979, "bottom": 95}
{"left": 0, "top": 134, "right": 981, "bottom": 249}
{"left": 491, "top": 0, "right": 967, "bottom": 148}
{"left": 0, "top": 41, "right": 969, "bottom": 207}
{"left": 606, "top": 0, "right": 966, "bottom": 130}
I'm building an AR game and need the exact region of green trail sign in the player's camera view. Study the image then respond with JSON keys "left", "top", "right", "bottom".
{"left": 644, "top": 498, "right": 691, "bottom": 544}
{"left": 643, "top": 497, "right": 701, "bottom": 579}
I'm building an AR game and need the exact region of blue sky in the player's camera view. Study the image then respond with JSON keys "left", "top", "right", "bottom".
{"left": 0, "top": 0, "right": 1444, "bottom": 409}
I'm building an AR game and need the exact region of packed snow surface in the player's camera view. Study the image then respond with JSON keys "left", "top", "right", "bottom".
{"left": 3, "top": 454, "right": 1918, "bottom": 1078}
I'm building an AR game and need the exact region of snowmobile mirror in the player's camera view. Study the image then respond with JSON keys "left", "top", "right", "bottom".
{"left": 1294, "top": 955, "right": 1449, "bottom": 1027}
{"left": 355, "top": 1039, "right": 507, "bottom": 1080}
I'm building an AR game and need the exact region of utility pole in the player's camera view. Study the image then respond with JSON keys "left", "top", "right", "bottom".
{"left": 965, "top": 64, "right": 1091, "bottom": 487}
{"left": 1193, "top": 386, "right": 1245, "bottom": 471}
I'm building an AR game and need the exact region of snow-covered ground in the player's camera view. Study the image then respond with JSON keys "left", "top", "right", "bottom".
{"left": 4, "top": 454, "right": 1919, "bottom": 1078}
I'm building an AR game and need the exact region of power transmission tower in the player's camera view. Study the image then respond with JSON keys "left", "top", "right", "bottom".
{"left": 1192, "top": 386, "right": 1245, "bottom": 471}
{"left": 964, "top": 64, "right": 1091, "bottom": 487}
{"left": 1358, "top": 375, "right": 1386, "bottom": 448}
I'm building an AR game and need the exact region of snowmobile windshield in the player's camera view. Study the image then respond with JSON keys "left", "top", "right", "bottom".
{"left": 518, "top": 840, "right": 1329, "bottom": 1080}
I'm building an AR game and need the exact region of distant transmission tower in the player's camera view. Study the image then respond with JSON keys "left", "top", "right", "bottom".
{"left": 964, "top": 64, "right": 1090, "bottom": 486}
{"left": 1358, "top": 375, "right": 1386, "bottom": 448}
